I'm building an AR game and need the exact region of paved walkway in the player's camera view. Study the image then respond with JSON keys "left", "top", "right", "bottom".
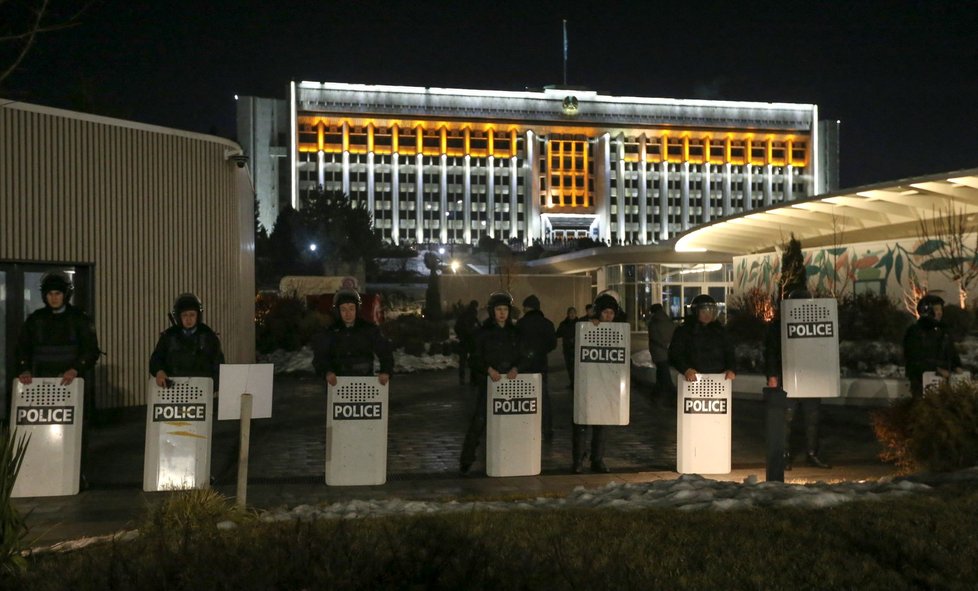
{"left": 13, "top": 352, "right": 895, "bottom": 546}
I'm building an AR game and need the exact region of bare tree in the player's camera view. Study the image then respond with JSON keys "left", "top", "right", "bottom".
{"left": 917, "top": 204, "right": 978, "bottom": 308}
{"left": 0, "top": 0, "right": 90, "bottom": 90}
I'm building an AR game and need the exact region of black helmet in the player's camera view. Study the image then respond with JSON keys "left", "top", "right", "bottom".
{"left": 487, "top": 291, "right": 513, "bottom": 310}
{"left": 917, "top": 294, "right": 944, "bottom": 319}
{"left": 593, "top": 290, "right": 621, "bottom": 315}
{"left": 334, "top": 288, "right": 362, "bottom": 309}
{"left": 689, "top": 294, "right": 718, "bottom": 320}
{"left": 40, "top": 272, "right": 73, "bottom": 302}
{"left": 173, "top": 293, "right": 203, "bottom": 321}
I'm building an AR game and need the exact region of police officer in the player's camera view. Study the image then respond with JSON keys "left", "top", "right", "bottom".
{"left": 764, "top": 290, "right": 829, "bottom": 470}
{"left": 15, "top": 272, "right": 100, "bottom": 487}
{"left": 459, "top": 291, "right": 521, "bottom": 475}
{"left": 16, "top": 272, "right": 100, "bottom": 387}
{"left": 518, "top": 294, "right": 557, "bottom": 442}
{"left": 149, "top": 293, "right": 225, "bottom": 387}
{"left": 668, "top": 294, "right": 735, "bottom": 383}
{"left": 571, "top": 290, "right": 625, "bottom": 473}
{"left": 312, "top": 288, "right": 393, "bottom": 387}
{"left": 555, "top": 307, "right": 578, "bottom": 387}
{"left": 903, "top": 294, "right": 963, "bottom": 399}
{"left": 454, "top": 300, "right": 481, "bottom": 385}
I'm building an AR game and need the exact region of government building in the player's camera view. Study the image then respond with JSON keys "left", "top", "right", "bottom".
{"left": 238, "top": 82, "right": 839, "bottom": 246}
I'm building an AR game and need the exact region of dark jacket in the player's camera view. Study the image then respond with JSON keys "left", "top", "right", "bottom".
{"left": 454, "top": 305, "right": 481, "bottom": 350}
{"left": 669, "top": 319, "right": 735, "bottom": 375}
{"left": 903, "top": 317, "right": 962, "bottom": 383}
{"left": 15, "top": 304, "right": 100, "bottom": 377}
{"left": 517, "top": 309, "right": 557, "bottom": 373}
{"left": 149, "top": 323, "right": 225, "bottom": 383}
{"left": 472, "top": 317, "right": 521, "bottom": 377}
{"left": 646, "top": 309, "right": 676, "bottom": 364}
{"left": 556, "top": 317, "right": 577, "bottom": 352}
{"left": 312, "top": 318, "right": 394, "bottom": 377}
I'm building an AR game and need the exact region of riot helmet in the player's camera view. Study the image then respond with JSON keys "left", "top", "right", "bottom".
{"left": 917, "top": 294, "right": 944, "bottom": 319}
{"left": 173, "top": 293, "right": 204, "bottom": 323}
{"left": 689, "top": 294, "right": 718, "bottom": 322}
{"left": 40, "top": 271, "right": 73, "bottom": 302}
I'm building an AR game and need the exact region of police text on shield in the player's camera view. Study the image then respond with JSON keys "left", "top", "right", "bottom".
{"left": 579, "top": 346, "right": 627, "bottom": 364}
{"left": 333, "top": 402, "right": 383, "bottom": 420}
{"left": 153, "top": 404, "right": 207, "bottom": 422}
{"left": 786, "top": 322, "right": 834, "bottom": 338}
{"left": 492, "top": 397, "right": 538, "bottom": 415}
{"left": 16, "top": 406, "right": 75, "bottom": 425}
{"left": 683, "top": 398, "right": 728, "bottom": 414}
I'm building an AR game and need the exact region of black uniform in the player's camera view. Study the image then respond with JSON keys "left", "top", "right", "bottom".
{"left": 518, "top": 308, "right": 557, "bottom": 439}
{"left": 764, "top": 319, "right": 821, "bottom": 461}
{"left": 903, "top": 316, "right": 962, "bottom": 398}
{"left": 668, "top": 318, "right": 735, "bottom": 376}
{"left": 311, "top": 318, "right": 394, "bottom": 378}
{"left": 555, "top": 316, "right": 577, "bottom": 385}
{"left": 454, "top": 303, "right": 481, "bottom": 384}
{"left": 16, "top": 304, "right": 100, "bottom": 379}
{"left": 460, "top": 317, "right": 522, "bottom": 469}
{"left": 149, "top": 323, "right": 225, "bottom": 385}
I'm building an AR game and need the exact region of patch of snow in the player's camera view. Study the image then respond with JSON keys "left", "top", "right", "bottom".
{"left": 258, "top": 346, "right": 458, "bottom": 375}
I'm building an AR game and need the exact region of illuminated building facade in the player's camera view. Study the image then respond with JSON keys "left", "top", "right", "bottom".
{"left": 239, "top": 82, "right": 838, "bottom": 246}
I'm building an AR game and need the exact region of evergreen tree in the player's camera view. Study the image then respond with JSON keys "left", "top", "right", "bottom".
{"left": 779, "top": 234, "right": 807, "bottom": 300}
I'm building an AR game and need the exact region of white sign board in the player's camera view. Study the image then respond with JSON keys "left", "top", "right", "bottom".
{"left": 486, "top": 374, "right": 542, "bottom": 477}
{"left": 781, "top": 298, "right": 841, "bottom": 398}
{"left": 574, "top": 321, "right": 630, "bottom": 425}
{"left": 677, "top": 374, "right": 731, "bottom": 475}
{"left": 218, "top": 364, "right": 274, "bottom": 420}
{"left": 11, "top": 378, "right": 84, "bottom": 498}
{"left": 326, "top": 376, "right": 388, "bottom": 486}
{"left": 143, "top": 377, "right": 213, "bottom": 491}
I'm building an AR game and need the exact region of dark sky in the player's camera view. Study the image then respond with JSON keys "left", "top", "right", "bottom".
{"left": 5, "top": 0, "right": 977, "bottom": 189}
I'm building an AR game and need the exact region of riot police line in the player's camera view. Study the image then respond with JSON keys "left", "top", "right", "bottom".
{"left": 19, "top": 275, "right": 964, "bottom": 496}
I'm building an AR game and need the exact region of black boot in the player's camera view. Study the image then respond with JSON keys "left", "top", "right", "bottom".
{"left": 805, "top": 451, "right": 831, "bottom": 469}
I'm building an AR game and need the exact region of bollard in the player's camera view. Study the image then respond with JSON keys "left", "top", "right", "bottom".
{"left": 763, "top": 387, "right": 786, "bottom": 482}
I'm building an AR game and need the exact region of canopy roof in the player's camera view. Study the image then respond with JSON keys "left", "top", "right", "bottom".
{"left": 675, "top": 168, "right": 978, "bottom": 255}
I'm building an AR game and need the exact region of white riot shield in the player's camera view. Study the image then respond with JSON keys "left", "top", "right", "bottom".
{"left": 781, "top": 298, "right": 841, "bottom": 398}
{"left": 922, "top": 370, "right": 972, "bottom": 393}
{"left": 574, "top": 322, "right": 630, "bottom": 425}
{"left": 326, "top": 376, "right": 388, "bottom": 486}
{"left": 677, "top": 374, "right": 731, "bottom": 474}
{"left": 486, "top": 373, "right": 541, "bottom": 477}
{"left": 11, "top": 378, "right": 84, "bottom": 497}
{"left": 143, "top": 377, "right": 213, "bottom": 491}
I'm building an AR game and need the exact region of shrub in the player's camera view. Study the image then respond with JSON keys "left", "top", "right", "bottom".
{"left": 382, "top": 315, "right": 449, "bottom": 352}
{"left": 838, "top": 292, "right": 913, "bottom": 343}
{"left": 873, "top": 380, "right": 978, "bottom": 473}
{"left": 0, "top": 427, "right": 29, "bottom": 579}
{"left": 725, "top": 288, "right": 774, "bottom": 345}
{"left": 255, "top": 294, "right": 331, "bottom": 354}
{"left": 942, "top": 304, "right": 973, "bottom": 342}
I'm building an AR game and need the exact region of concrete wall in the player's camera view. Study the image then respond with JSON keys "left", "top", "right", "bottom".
{"left": 1, "top": 100, "right": 255, "bottom": 408}
{"left": 440, "top": 274, "right": 592, "bottom": 323}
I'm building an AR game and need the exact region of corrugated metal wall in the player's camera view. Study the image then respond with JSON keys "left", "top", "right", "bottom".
{"left": 1, "top": 101, "right": 255, "bottom": 408}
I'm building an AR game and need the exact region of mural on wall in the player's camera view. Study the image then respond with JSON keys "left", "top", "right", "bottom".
{"left": 734, "top": 235, "right": 976, "bottom": 306}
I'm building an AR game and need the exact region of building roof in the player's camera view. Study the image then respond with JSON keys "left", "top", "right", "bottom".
{"left": 674, "top": 167, "right": 978, "bottom": 255}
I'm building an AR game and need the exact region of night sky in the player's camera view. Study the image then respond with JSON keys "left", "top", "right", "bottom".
{"left": 4, "top": 0, "right": 976, "bottom": 189}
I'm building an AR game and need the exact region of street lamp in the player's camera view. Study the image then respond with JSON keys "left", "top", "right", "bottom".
{"left": 451, "top": 260, "right": 460, "bottom": 274}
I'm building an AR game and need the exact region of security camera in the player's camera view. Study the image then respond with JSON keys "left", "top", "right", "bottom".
{"left": 230, "top": 154, "right": 248, "bottom": 168}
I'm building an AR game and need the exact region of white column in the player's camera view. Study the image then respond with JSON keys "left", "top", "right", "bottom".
{"left": 658, "top": 161, "right": 670, "bottom": 241}
{"left": 487, "top": 156, "right": 495, "bottom": 237}
{"left": 317, "top": 151, "right": 325, "bottom": 188}
{"left": 391, "top": 154, "right": 400, "bottom": 245}
{"left": 463, "top": 155, "right": 472, "bottom": 244}
{"left": 594, "top": 134, "right": 612, "bottom": 243}
{"left": 763, "top": 163, "right": 773, "bottom": 207}
{"left": 743, "top": 165, "right": 753, "bottom": 212}
{"left": 785, "top": 164, "right": 794, "bottom": 202}
{"left": 525, "top": 131, "right": 540, "bottom": 244}
{"left": 341, "top": 122, "right": 350, "bottom": 196}
{"left": 439, "top": 154, "right": 448, "bottom": 244}
{"left": 415, "top": 153, "right": 424, "bottom": 244}
{"left": 367, "top": 152, "right": 375, "bottom": 213}
{"left": 702, "top": 163, "right": 711, "bottom": 224}
{"left": 615, "top": 136, "right": 626, "bottom": 244}
{"left": 722, "top": 162, "right": 732, "bottom": 216}
{"left": 680, "top": 161, "right": 690, "bottom": 231}
{"left": 509, "top": 156, "right": 518, "bottom": 242}
{"left": 638, "top": 135, "right": 648, "bottom": 244}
